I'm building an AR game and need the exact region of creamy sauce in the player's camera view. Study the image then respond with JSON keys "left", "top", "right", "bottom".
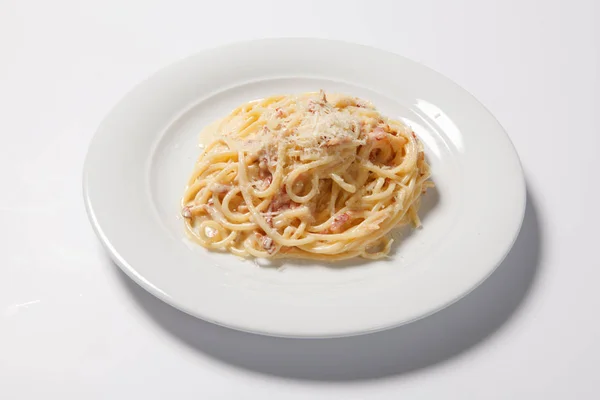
{"left": 198, "top": 118, "right": 224, "bottom": 146}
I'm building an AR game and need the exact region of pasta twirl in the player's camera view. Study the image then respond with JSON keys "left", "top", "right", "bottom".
{"left": 182, "top": 91, "right": 433, "bottom": 260}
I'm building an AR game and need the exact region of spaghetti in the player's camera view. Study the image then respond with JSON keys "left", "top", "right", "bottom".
{"left": 182, "top": 91, "right": 433, "bottom": 260}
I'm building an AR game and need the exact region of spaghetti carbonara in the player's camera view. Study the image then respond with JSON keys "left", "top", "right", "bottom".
{"left": 182, "top": 91, "right": 433, "bottom": 260}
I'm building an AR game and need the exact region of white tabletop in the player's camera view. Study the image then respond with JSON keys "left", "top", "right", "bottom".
{"left": 1, "top": 0, "right": 598, "bottom": 398}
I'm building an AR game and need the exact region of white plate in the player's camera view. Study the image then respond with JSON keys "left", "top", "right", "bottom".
{"left": 83, "top": 38, "right": 525, "bottom": 338}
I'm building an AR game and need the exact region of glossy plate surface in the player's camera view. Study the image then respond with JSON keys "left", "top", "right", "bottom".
{"left": 83, "top": 38, "right": 525, "bottom": 338}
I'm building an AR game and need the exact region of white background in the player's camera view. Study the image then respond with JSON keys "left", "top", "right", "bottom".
{"left": 1, "top": 0, "right": 598, "bottom": 398}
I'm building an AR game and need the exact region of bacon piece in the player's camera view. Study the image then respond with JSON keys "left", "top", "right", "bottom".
{"left": 329, "top": 213, "right": 351, "bottom": 232}
{"left": 262, "top": 236, "right": 275, "bottom": 254}
{"left": 370, "top": 149, "right": 381, "bottom": 162}
{"left": 261, "top": 174, "right": 273, "bottom": 190}
{"left": 368, "top": 127, "right": 387, "bottom": 141}
{"left": 254, "top": 232, "right": 276, "bottom": 254}
{"left": 271, "top": 189, "right": 291, "bottom": 212}
{"left": 264, "top": 214, "right": 273, "bottom": 227}
{"left": 264, "top": 203, "right": 275, "bottom": 227}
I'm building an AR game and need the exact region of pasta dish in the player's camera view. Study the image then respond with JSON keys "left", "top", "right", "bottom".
{"left": 182, "top": 91, "right": 433, "bottom": 260}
